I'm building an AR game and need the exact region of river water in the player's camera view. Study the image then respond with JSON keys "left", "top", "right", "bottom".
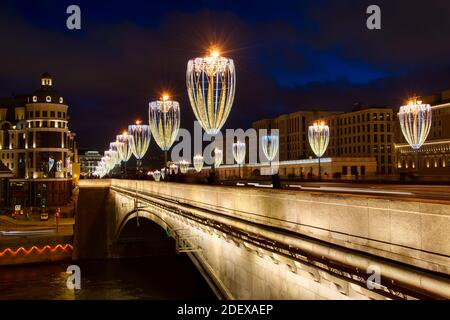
{"left": 0, "top": 256, "right": 216, "bottom": 300}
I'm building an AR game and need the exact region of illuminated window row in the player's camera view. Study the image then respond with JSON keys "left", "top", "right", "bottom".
{"left": 28, "top": 110, "right": 66, "bottom": 118}
{"left": 26, "top": 120, "right": 68, "bottom": 129}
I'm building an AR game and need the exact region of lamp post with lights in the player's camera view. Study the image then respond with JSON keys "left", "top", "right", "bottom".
{"left": 399, "top": 98, "right": 432, "bottom": 172}
{"left": 193, "top": 154, "right": 204, "bottom": 173}
{"left": 233, "top": 141, "right": 246, "bottom": 179}
{"left": 128, "top": 120, "right": 151, "bottom": 173}
{"left": 149, "top": 94, "right": 181, "bottom": 175}
{"left": 308, "top": 122, "right": 330, "bottom": 180}
{"left": 116, "top": 131, "right": 133, "bottom": 176}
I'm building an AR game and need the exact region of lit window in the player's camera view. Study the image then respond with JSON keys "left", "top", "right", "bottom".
{"left": 59, "top": 97, "right": 64, "bottom": 103}
{"left": 46, "top": 96, "right": 51, "bottom": 102}
{"left": 32, "top": 96, "right": 37, "bottom": 102}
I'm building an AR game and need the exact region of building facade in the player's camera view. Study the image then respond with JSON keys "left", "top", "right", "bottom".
{"left": 79, "top": 150, "right": 102, "bottom": 178}
{"left": 0, "top": 73, "right": 77, "bottom": 206}
{"left": 252, "top": 105, "right": 396, "bottom": 175}
{"left": 253, "top": 111, "right": 338, "bottom": 161}
{"left": 395, "top": 90, "right": 450, "bottom": 180}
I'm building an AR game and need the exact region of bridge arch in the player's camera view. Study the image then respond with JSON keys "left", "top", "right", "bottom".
{"left": 116, "top": 208, "right": 174, "bottom": 241}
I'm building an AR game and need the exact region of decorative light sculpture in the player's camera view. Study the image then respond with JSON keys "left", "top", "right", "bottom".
{"left": 149, "top": 94, "right": 180, "bottom": 168}
{"left": 170, "top": 163, "right": 178, "bottom": 175}
{"left": 116, "top": 131, "right": 133, "bottom": 175}
{"left": 179, "top": 160, "right": 190, "bottom": 174}
{"left": 109, "top": 142, "right": 121, "bottom": 166}
{"left": 262, "top": 134, "right": 279, "bottom": 175}
{"left": 186, "top": 49, "right": 236, "bottom": 135}
{"left": 104, "top": 151, "right": 117, "bottom": 173}
{"left": 193, "top": 155, "right": 204, "bottom": 172}
{"left": 128, "top": 120, "right": 151, "bottom": 172}
{"left": 399, "top": 99, "right": 432, "bottom": 171}
{"left": 308, "top": 122, "right": 330, "bottom": 179}
{"left": 214, "top": 148, "right": 223, "bottom": 169}
{"left": 101, "top": 155, "right": 112, "bottom": 174}
{"left": 233, "top": 141, "right": 246, "bottom": 178}
{"left": 153, "top": 170, "right": 161, "bottom": 182}
{"left": 116, "top": 132, "right": 133, "bottom": 162}
{"left": 161, "top": 168, "right": 166, "bottom": 179}
{"left": 99, "top": 159, "right": 109, "bottom": 177}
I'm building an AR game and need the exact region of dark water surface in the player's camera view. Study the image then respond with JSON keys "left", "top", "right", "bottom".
{"left": 0, "top": 256, "right": 216, "bottom": 300}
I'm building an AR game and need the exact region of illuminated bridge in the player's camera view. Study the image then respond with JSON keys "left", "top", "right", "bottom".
{"left": 74, "top": 179, "right": 450, "bottom": 300}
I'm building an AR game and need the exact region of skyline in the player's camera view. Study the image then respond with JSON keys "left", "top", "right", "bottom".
{"left": 1, "top": 0, "right": 450, "bottom": 150}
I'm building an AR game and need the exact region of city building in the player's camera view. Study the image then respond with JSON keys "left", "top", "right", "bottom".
{"left": 79, "top": 150, "right": 102, "bottom": 178}
{"left": 0, "top": 72, "right": 77, "bottom": 206}
{"left": 252, "top": 104, "right": 396, "bottom": 175}
{"left": 253, "top": 111, "right": 338, "bottom": 161}
{"left": 395, "top": 89, "right": 450, "bottom": 180}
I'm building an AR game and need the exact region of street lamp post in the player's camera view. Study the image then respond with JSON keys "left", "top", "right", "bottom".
{"left": 214, "top": 148, "right": 223, "bottom": 169}
{"left": 399, "top": 98, "right": 432, "bottom": 173}
{"left": 232, "top": 141, "right": 246, "bottom": 179}
{"left": 149, "top": 94, "right": 180, "bottom": 176}
{"left": 262, "top": 134, "right": 279, "bottom": 175}
{"left": 308, "top": 122, "right": 330, "bottom": 180}
{"left": 128, "top": 120, "right": 151, "bottom": 174}
{"left": 116, "top": 131, "right": 133, "bottom": 176}
{"left": 262, "top": 134, "right": 280, "bottom": 188}
{"left": 193, "top": 155, "right": 204, "bottom": 173}
{"left": 179, "top": 160, "right": 189, "bottom": 174}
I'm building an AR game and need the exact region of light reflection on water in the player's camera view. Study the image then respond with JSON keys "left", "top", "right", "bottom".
{"left": 0, "top": 256, "right": 216, "bottom": 300}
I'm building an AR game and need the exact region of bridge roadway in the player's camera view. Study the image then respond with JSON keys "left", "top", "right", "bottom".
{"left": 76, "top": 179, "right": 450, "bottom": 300}
{"left": 221, "top": 180, "right": 450, "bottom": 202}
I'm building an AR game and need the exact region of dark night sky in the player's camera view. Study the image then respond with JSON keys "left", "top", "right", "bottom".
{"left": 1, "top": 0, "right": 450, "bottom": 151}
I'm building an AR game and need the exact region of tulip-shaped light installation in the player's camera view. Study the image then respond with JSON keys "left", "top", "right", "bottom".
{"left": 187, "top": 49, "right": 236, "bottom": 135}
{"left": 110, "top": 142, "right": 121, "bottom": 166}
{"left": 233, "top": 141, "right": 246, "bottom": 179}
{"left": 214, "top": 148, "right": 223, "bottom": 169}
{"left": 101, "top": 155, "right": 112, "bottom": 174}
{"left": 128, "top": 120, "right": 151, "bottom": 172}
{"left": 170, "top": 163, "right": 179, "bottom": 175}
{"left": 116, "top": 131, "right": 133, "bottom": 174}
{"left": 149, "top": 94, "right": 180, "bottom": 169}
{"left": 161, "top": 168, "right": 166, "bottom": 179}
{"left": 153, "top": 170, "right": 161, "bottom": 182}
{"left": 179, "top": 160, "right": 190, "bottom": 174}
{"left": 193, "top": 155, "right": 204, "bottom": 172}
{"left": 262, "top": 134, "right": 279, "bottom": 175}
{"left": 399, "top": 98, "right": 432, "bottom": 170}
{"left": 308, "top": 122, "right": 330, "bottom": 179}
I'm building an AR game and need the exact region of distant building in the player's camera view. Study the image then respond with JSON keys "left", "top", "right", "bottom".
{"left": 252, "top": 105, "right": 396, "bottom": 175}
{"left": 395, "top": 89, "right": 450, "bottom": 180}
{"left": 253, "top": 111, "right": 338, "bottom": 161}
{"left": 79, "top": 150, "right": 102, "bottom": 178}
{"left": 0, "top": 73, "right": 77, "bottom": 206}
